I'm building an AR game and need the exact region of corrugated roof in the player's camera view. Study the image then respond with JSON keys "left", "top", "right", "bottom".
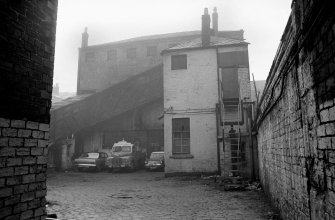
{"left": 162, "top": 36, "right": 248, "bottom": 54}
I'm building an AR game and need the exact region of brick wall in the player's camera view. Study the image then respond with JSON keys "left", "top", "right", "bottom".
{"left": 256, "top": 0, "right": 335, "bottom": 219}
{"left": 0, "top": 119, "right": 50, "bottom": 219}
{"left": 238, "top": 67, "right": 251, "bottom": 100}
{"left": 0, "top": 1, "right": 57, "bottom": 219}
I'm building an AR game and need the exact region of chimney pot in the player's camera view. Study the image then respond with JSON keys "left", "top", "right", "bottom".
{"left": 204, "top": 8, "right": 208, "bottom": 14}
{"left": 202, "top": 8, "right": 211, "bottom": 47}
{"left": 212, "top": 7, "right": 218, "bottom": 36}
{"left": 81, "top": 27, "right": 89, "bottom": 48}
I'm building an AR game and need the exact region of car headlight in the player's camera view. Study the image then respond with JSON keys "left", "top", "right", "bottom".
{"left": 121, "top": 157, "right": 130, "bottom": 160}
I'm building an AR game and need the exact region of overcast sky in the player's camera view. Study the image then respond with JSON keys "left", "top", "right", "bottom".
{"left": 54, "top": 0, "right": 292, "bottom": 92}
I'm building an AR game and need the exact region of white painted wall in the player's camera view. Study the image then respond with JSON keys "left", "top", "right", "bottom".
{"left": 164, "top": 113, "right": 218, "bottom": 173}
{"left": 163, "top": 49, "right": 219, "bottom": 174}
{"left": 164, "top": 49, "right": 218, "bottom": 110}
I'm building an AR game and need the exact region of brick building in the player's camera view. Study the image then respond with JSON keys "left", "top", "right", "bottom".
{"left": 1, "top": 0, "right": 334, "bottom": 219}
{"left": 0, "top": 1, "right": 58, "bottom": 219}
{"left": 50, "top": 7, "right": 255, "bottom": 175}
{"left": 162, "top": 8, "right": 254, "bottom": 176}
{"left": 77, "top": 24, "right": 244, "bottom": 95}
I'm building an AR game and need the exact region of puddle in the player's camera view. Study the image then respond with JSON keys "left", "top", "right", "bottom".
{"left": 46, "top": 200, "right": 60, "bottom": 207}
{"left": 109, "top": 193, "right": 152, "bottom": 199}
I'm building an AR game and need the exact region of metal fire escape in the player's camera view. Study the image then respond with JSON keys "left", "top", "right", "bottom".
{"left": 219, "top": 78, "right": 246, "bottom": 190}
{"left": 222, "top": 99, "right": 242, "bottom": 177}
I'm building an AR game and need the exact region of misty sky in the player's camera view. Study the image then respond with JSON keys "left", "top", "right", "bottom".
{"left": 54, "top": 0, "right": 292, "bottom": 92}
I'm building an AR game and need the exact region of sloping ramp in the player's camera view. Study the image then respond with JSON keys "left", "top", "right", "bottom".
{"left": 50, "top": 64, "right": 163, "bottom": 143}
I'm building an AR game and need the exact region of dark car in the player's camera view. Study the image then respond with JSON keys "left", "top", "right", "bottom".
{"left": 145, "top": 151, "right": 165, "bottom": 171}
{"left": 74, "top": 152, "right": 108, "bottom": 171}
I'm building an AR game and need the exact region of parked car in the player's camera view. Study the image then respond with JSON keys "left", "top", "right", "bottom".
{"left": 74, "top": 152, "right": 108, "bottom": 171}
{"left": 106, "top": 140, "right": 145, "bottom": 172}
{"left": 145, "top": 151, "right": 165, "bottom": 171}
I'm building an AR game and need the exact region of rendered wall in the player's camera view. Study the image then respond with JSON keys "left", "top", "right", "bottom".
{"left": 163, "top": 49, "right": 219, "bottom": 174}
{"left": 164, "top": 113, "right": 218, "bottom": 174}
{"left": 256, "top": 0, "right": 335, "bottom": 219}
{"left": 0, "top": 1, "right": 57, "bottom": 219}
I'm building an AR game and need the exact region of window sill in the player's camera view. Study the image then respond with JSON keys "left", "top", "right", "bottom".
{"left": 169, "top": 154, "right": 194, "bottom": 159}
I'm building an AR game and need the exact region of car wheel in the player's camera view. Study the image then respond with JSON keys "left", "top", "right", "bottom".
{"left": 96, "top": 165, "right": 102, "bottom": 172}
{"left": 129, "top": 161, "right": 136, "bottom": 172}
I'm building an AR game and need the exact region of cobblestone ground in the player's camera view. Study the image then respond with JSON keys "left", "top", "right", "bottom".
{"left": 46, "top": 170, "right": 276, "bottom": 220}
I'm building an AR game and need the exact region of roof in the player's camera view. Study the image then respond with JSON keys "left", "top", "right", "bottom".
{"left": 113, "top": 139, "right": 133, "bottom": 147}
{"left": 86, "top": 30, "right": 245, "bottom": 49}
{"left": 161, "top": 36, "right": 248, "bottom": 54}
{"left": 50, "top": 64, "right": 163, "bottom": 143}
{"left": 51, "top": 94, "right": 91, "bottom": 110}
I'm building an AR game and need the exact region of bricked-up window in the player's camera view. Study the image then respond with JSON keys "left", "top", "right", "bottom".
{"left": 171, "top": 54, "right": 187, "bottom": 70}
{"left": 172, "top": 118, "right": 190, "bottom": 154}
{"left": 107, "top": 49, "right": 117, "bottom": 61}
{"left": 147, "top": 46, "right": 157, "bottom": 56}
{"left": 126, "top": 48, "right": 136, "bottom": 59}
{"left": 85, "top": 52, "right": 95, "bottom": 62}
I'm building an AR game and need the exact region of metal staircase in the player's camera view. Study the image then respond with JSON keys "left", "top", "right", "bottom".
{"left": 222, "top": 99, "right": 242, "bottom": 177}
{"left": 220, "top": 90, "right": 246, "bottom": 190}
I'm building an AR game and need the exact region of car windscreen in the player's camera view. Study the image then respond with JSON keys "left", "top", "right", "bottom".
{"left": 81, "top": 153, "right": 99, "bottom": 158}
{"left": 112, "top": 146, "right": 131, "bottom": 153}
{"left": 150, "top": 153, "right": 164, "bottom": 159}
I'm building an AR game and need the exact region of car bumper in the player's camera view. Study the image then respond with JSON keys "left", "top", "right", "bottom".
{"left": 145, "top": 164, "right": 164, "bottom": 170}
{"left": 75, "top": 164, "right": 97, "bottom": 168}
{"left": 107, "top": 164, "right": 130, "bottom": 169}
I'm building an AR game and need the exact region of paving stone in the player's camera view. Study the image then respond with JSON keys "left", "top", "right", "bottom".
{"left": 46, "top": 171, "right": 275, "bottom": 220}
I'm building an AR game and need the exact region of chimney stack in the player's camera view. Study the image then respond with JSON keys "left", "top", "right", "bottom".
{"left": 201, "top": 8, "right": 211, "bottom": 47}
{"left": 81, "top": 27, "right": 89, "bottom": 48}
{"left": 212, "top": 7, "right": 218, "bottom": 36}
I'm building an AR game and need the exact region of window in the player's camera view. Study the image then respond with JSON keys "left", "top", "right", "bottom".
{"left": 126, "top": 48, "right": 136, "bottom": 59}
{"left": 85, "top": 52, "right": 95, "bottom": 62}
{"left": 147, "top": 46, "right": 157, "bottom": 57}
{"left": 171, "top": 54, "right": 187, "bottom": 70}
{"left": 107, "top": 49, "right": 117, "bottom": 61}
{"left": 172, "top": 118, "right": 190, "bottom": 154}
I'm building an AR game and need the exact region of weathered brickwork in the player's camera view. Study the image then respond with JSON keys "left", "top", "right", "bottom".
{"left": 0, "top": 119, "right": 49, "bottom": 219}
{"left": 256, "top": 0, "right": 335, "bottom": 219}
{"left": 238, "top": 67, "right": 251, "bottom": 101}
{"left": 0, "top": 0, "right": 57, "bottom": 219}
{"left": 0, "top": 0, "right": 57, "bottom": 123}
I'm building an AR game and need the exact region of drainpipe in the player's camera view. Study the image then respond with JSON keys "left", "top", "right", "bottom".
{"left": 216, "top": 104, "right": 221, "bottom": 175}
{"left": 216, "top": 47, "right": 221, "bottom": 175}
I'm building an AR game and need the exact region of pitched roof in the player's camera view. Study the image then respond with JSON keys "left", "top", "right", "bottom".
{"left": 86, "top": 30, "right": 245, "bottom": 49}
{"left": 161, "top": 36, "right": 248, "bottom": 54}
{"left": 50, "top": 64, "right": 163, "bottom": 143}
